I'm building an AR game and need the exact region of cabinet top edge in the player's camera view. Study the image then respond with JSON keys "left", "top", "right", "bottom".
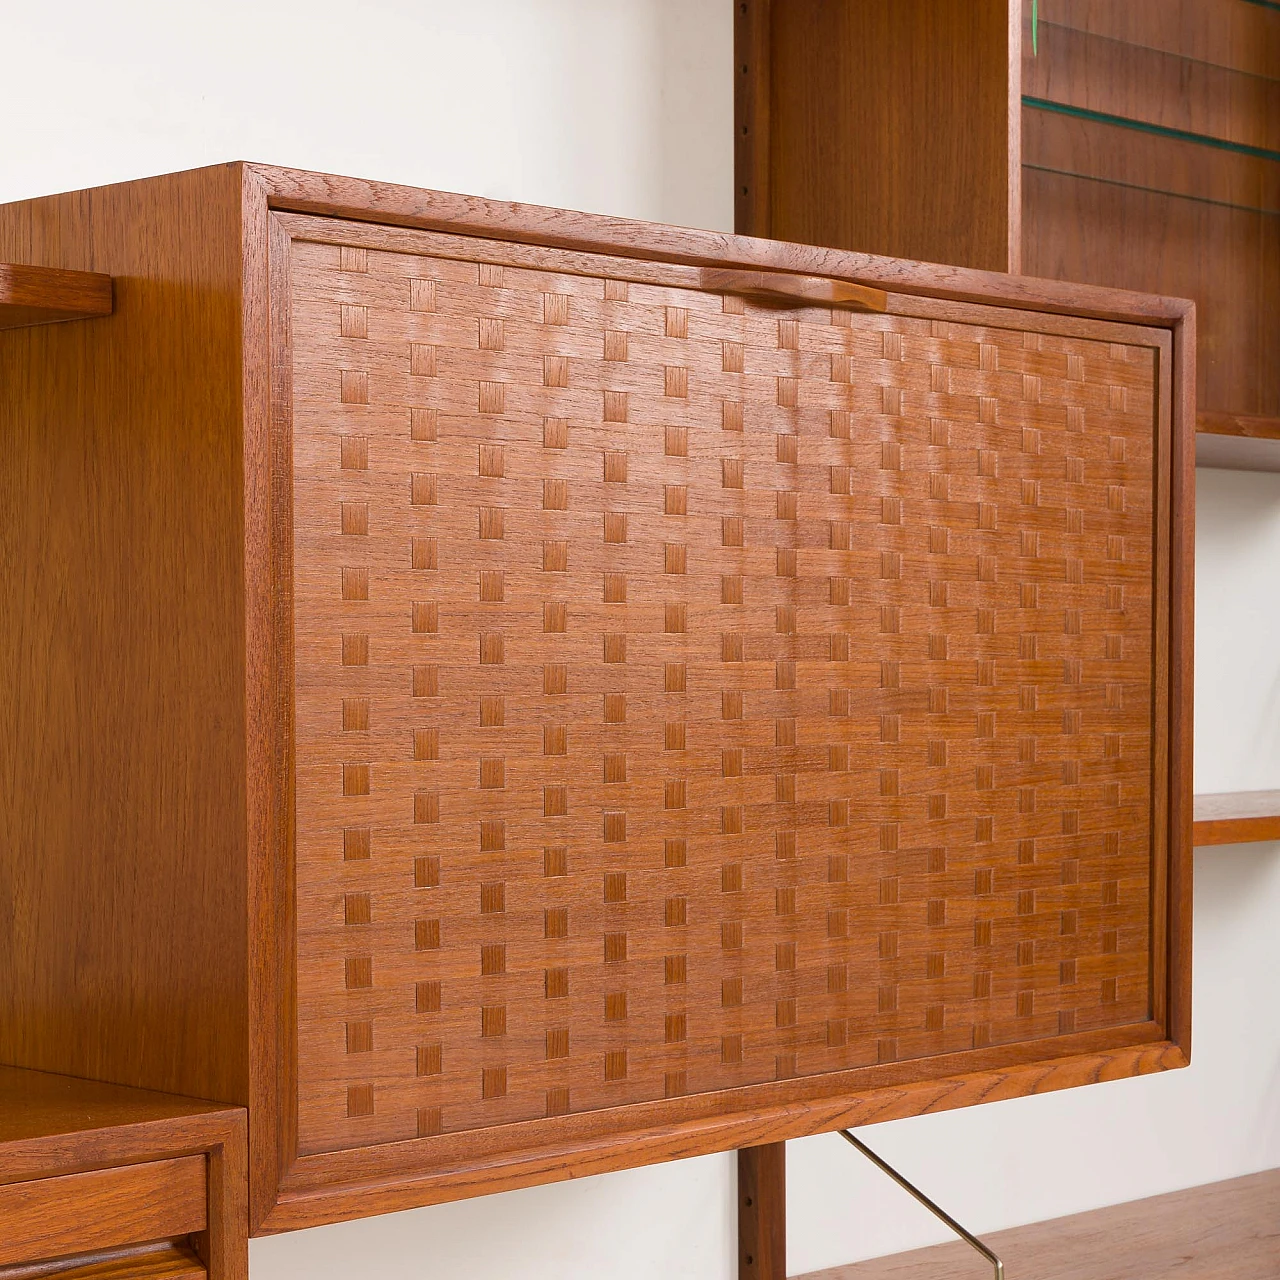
{"left": 244, "top": 162, "right": 1195, "bottom": 327}
{"left": 0, "top": 161, "right": 1192, "bottom": 329}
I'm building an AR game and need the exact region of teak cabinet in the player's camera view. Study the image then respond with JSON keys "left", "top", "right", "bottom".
{"left": 0, "top": 164, "right": 1193, "bottom": 1238}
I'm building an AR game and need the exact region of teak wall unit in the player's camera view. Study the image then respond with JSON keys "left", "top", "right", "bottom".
{"left": 736, "top": 0, "right": 1280, "bottom": 473}
{"left": 0, "top": 163, "right": 1193, "bottom": 1244}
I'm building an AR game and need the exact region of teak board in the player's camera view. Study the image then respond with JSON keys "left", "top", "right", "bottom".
{"left": 0, "top": 164, "right": 1194, "bottom": 1234}
{"left": 800, "top": 1167, "right": 1280, "bottom": 1280}
{"left": 1193, "top": 791, "right": 1280, "bottom": 847}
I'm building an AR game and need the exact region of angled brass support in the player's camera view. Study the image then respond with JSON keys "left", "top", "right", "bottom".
{"left": 839, "top": 1130, "right": 1005, "bottom": 1279}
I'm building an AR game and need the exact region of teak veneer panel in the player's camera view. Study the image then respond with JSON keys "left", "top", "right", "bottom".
{"left": 0, "top": 1243, "right": 209, "bottom": 1280}
{"left": 1023, "top": 4, "right": 1280, "bottom": 427}
{"left": 287, "top": 216, "right": 1160, "bottom": 1154}
{"left": 1195, "top": 413, "right": 1280, "bottom": 473}
{"left": 0, "top": 168, "right": 250, "bottom": 1107}
{"left": 0, "top": 1068, "right": 246, "bottom": 1280}
{"left": 1024, "top": 14, "right": 1280, "bottom": 153}
{"left": 0, "top": 164, "right": 1194, "bottom": 1235}
{"left": 1029, "top": 0, "right": 1280, "bottom": 80}
{"left": 797, "top": 1166, "right": 1280, "bottom": 1279}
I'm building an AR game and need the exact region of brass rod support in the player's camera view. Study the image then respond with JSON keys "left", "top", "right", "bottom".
{"left": 838, "top": 1130, "right": 1005, "bottom": 1280}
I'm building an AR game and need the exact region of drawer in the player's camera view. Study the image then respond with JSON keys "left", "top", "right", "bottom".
{"left": 0, "top": 1156, "right": 207, "bottom": 1269}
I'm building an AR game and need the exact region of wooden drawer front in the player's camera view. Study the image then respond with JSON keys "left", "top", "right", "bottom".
{"left": 281, "top": 216, "right": 1164, "bottom": 1159}
{"left": 0, "top": 1156, "right": 206, "bottom": 1267}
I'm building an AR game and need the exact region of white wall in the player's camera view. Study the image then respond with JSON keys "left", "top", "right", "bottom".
{"left": 1, "top": 0, "right": 732, "bottom": 232}
{"left": 6, "top": 4, "right": 1278, "bottom": 1274}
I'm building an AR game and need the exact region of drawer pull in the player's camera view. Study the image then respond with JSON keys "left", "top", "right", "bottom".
{"left": 699, "top": 267, "right": 887, "bottom": 312}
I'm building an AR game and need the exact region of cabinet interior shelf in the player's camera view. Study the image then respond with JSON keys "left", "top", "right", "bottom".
{"left": 1193, "top": 790, "right": 1280, "bottom": 846}
{"left": 0, "top": 262, "right": 113, "bottom": 330}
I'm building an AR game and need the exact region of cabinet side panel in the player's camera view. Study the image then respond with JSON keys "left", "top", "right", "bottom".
{"left": 0, "top": 166, "right": 250, "bottom": 1104}
{"left": 753, "top": 0, "right": 1017, "bottom": 271}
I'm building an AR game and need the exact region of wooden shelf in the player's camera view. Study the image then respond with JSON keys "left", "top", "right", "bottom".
{"left": 1193, "top": 790, "right": 1280, "bottom": 846}
{"left": 0, "top": 261, "right": 113, "bottom": 330}
{"left": 797, "top": 1168, "right": 1280, "bottom": 1279}
{"left": 1197, "top": 413, "right": 1280, "bottom": 474}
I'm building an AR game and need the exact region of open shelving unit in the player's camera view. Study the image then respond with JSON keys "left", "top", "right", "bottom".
{"left": 736, "top": 0, "right": 1280, "bottom": 473}
{"left": 1023, "top": 1, "right": 1280, "bottom": 475}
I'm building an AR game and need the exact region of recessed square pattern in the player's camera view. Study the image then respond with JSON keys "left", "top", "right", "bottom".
{"left": 289, "top": 227, "right": 1157, "bottom": 1158}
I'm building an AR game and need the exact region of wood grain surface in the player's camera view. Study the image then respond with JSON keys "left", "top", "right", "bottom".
{"left": 244, "top": 170, "right": 1191, "bottom": 1234}
{"left": 0, "top": 261, "right": 113, "bottom": 330}
{"left": 0, "top": 166, "right": 250, "bottom": 1107}
{"left": 1031, "top": 0, "right": 1280, "bottom": 80}
{"left": 0, "top": 162, "right": 1196, "bottom": 1236}
{"left": 0, "top": 1157, "right": 206, "bottom": 1268}
{"left": 0, "top": 1067, "right": 235, "bottom": 1153}
{"left": 270, "top": 1039, "right": 1186, "bottom": 1231}
{"left": 1023, "top": 95, "right": 1279, "bottom": 429}
{"left": 739, "top": 1143, "right": 786, "bottom": 1280}
{"left": 1196, "top": 413, "right": 1280, "bottom": 473}
{"left": 250, "top": 164, "right": 1192, "bottom": 326}
{"left": 735, "top": 0, "right": 1020, "bottom": 272}
{"left": 0, "top": 1242, "right": 208, "bottom": 1280}
{"left": 282, "top": 214, "right": 1161, "bottom": 1156}
{"left": 797, "top": 1167, "right": 1280, "bottom": 1279}
{"left": 1023, "top": 0, "right": 1280, "bottom": 427}
{"left": 1193, "top": 791, "right": 1280, "bottom": 847}
{"left": 1025, "top": 9, "right": 1280, "bottom": 152}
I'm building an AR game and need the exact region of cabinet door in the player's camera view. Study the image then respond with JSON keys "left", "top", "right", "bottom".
{"left": 266, "top": 211, "right": 1180, "bottom": 1223}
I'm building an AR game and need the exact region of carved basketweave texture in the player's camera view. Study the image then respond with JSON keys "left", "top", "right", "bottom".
{"left": 289, "top": 231, "right": 1156, "bottom": 1157}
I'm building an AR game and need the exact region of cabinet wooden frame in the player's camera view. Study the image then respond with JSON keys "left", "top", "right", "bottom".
{"left": 0, "top": 163, "right": 1195, "bottom": 1237}
{"left": 249, "top": 166, "right": 1195, "bottom": 1233}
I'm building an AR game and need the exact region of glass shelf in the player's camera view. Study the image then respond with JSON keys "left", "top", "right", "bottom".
{"left": 1023, "top": 1, "right": 1280, "bottom": 85}
{"left": 1023, "top": 98, "right": 1280, "bottom": 216}
{"left": 1024, "top": 9, "right": 1280, "bottom": 161}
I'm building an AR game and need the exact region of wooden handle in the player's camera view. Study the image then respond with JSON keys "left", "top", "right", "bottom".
{"left": 700, "top": 267, "right": 887, "bottom": 312}
{"left": 0, "top": 262, "right": 114, "bottom": 330}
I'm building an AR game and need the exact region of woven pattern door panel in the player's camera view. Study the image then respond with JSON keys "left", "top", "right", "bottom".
{"left": 282, "top": 217, "right": 1163, "bottom": 1160}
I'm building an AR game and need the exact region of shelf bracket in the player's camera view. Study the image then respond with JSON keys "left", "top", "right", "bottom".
{"left": 839, "top": 1130, "right": 1005, "bottom": 1279}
